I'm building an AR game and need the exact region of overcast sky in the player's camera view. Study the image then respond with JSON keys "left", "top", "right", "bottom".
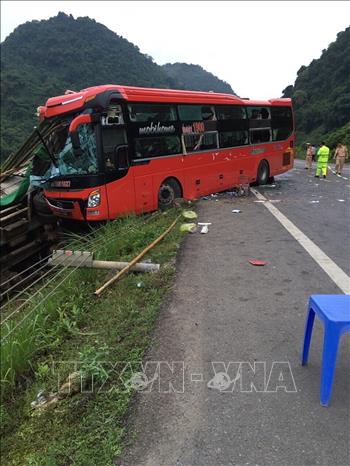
{"left": 1, "top": 1, "right": 349, "bottom": 99}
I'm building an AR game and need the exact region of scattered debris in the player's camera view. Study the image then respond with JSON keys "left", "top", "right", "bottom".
{"left": 31, "top": 390, "right": 52, "bottom": 409}
{"left": 31, "top": 372, "right": 86, "bottom": 411}
{"left": 249, "top": 260, "right": 267, "bottom": 266}
{"left": 207, "top": 371, "right": 241, "bottom": 391}
{"left": 182, "top": 210, "right": 198, "bottom": 220}
{"left": 232, "top": 209, "right": 242, "bottom": 214}
{"left": 136, "top": 281, "right": 144, "bottom": 288}
{"left": 198, "top": 222, "right": 211, "bottom": 233}
{"left": 180, "top": 223, "right": 197, "bottom": 233}
{"left": 310, "top": 200, "right": 320, "bottom": 204}
{"left": 201, "top": 186, "right": 250, "bottom": 201}
{"left": 261, "top": 184, "right": 276, "bottom": 189}
{"left": 337, "top": 199, "right": 345, "bottom": 202}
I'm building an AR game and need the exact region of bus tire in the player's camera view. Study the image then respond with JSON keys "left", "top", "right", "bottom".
{"left": 257, "top": 160, "right": 270, "bottom": 185}
{"left": 158, "top": 178, "right": 182, "bottom": 209}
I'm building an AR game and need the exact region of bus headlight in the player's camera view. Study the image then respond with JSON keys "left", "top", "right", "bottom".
{"left": 87, "top": 190, "right": 101, "bottom": 208}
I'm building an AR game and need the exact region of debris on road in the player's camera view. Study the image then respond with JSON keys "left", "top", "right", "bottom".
{"left": 198, "top": 222, "right": 212, "bottom": 233}
{"left": 249, "top": 260, "right": 267, "bottom": 266}
{"left": 232, "top": 209, "right": 242, "bottom": 214}
{"left": 337, "top": 199, "right": 345, "bottom": 202}
{"left": 182, "top": 210, "right": 198, "bottom": 220}
{"left": 180, "top": 223, "right": 197, "bottom": 233}
{"left": 310, "top": 200, "right": 320, "bottom": 204}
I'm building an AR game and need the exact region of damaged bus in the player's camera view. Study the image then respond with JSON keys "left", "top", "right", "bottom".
{"left": 31, "top": 85, "right": 294, "bottom": 221}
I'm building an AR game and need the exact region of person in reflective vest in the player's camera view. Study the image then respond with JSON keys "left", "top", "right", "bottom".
{"left": 315, "top": 142, "right": 330, "bottom": 178}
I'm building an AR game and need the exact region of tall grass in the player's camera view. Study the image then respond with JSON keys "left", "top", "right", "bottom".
{"left": 0, "top": 211, "right": 180, "bottom": 402}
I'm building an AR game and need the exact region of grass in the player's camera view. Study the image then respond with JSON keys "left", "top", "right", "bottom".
{"left": 0, "top": 208, "right": 185, "bottom": 465}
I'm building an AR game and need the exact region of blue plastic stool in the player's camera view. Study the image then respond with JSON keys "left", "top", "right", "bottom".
{"left": 301, "top": 295, "right": 350, "bottom": 406}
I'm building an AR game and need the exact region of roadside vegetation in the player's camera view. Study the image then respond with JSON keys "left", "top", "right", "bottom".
{"left": 1, "top": 208, "right": 184, "bottom": 465}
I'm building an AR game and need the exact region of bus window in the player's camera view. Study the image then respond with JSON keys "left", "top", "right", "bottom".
{"left": 128, "top": 104, "right": 177, "bottom": 122}
{"left": 272, "top": 128, "right": 292, "bottom": 141}
{"left": 178, "top": 105, "right": 216, "bottom": 121}
{"left": 271, "top": 107, "right": 293, "bottom": 141}
{"left": 216, "top": 106, "right": 246, "bottom": 120}
{"left": 247, "top": 107, "right": 270, "bottom": 120}
{"left": 134, "top": 135, "right": 181, "bottom": 159}
{"left": 219, "top": 130, "right": 248, "bottom": 148}
{"left": 250, "top": 129, "right": 271, "bottom": 144}
{"left": 102, "top": 126, "right": 127, "bottom": 171}
{"left": 183, "top": 132, "right": 218, "bottom": 152}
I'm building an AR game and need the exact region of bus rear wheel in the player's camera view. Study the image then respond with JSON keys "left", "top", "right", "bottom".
{"left": 158, "top": 178, "right": 181, "bottom": 209}
{"left": 257, "top": 160, "right": 270, "bottom": 185}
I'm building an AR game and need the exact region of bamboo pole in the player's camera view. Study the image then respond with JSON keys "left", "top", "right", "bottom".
{"left": 94, "top": 214, "right": 180, "bottom": 296}
{"left": 48, "top": 258, "right": 160, "bottom": 272}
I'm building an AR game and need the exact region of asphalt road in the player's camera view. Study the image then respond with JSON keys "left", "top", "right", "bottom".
{"left": 119, "top": 160, "right": 350, "bottom": 466}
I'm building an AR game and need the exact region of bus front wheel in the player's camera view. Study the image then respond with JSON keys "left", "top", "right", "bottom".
{"left": 158, "top": 178, "right": 181, "bottom": 209}
{"left": 257, "top": 160, "right": 269, "bottom": 185}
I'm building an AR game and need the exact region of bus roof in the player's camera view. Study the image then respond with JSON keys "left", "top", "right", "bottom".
{"left": 40, "top": 84, "right": 292, "bottom": 120}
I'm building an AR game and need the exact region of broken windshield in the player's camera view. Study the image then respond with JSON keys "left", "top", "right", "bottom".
{"left": 32, "top": 121, "right": 98, "bottom": 182}
{"left": 51, "top": 122, "right": 98, "bottom": 176}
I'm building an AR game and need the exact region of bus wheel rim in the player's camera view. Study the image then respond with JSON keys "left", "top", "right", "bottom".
{"left": 159, "top": 185, "right": 174, "bottom": 205}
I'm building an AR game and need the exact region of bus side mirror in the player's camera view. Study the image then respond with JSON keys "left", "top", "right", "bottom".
{"left": 69, "top": 114, "right": 92, "bottom": 157}
{"left": 114, "top": 145, "right": 129, "bottom": 170}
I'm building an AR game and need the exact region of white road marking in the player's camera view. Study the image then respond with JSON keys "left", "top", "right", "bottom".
{"left": 251, "top": 188, "right": 350, "bottom": 294}
{"left": 328, "top": 165, "right": 348, "bottom": 180}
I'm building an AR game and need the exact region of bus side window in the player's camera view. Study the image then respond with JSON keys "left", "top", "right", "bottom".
{"left": 178, "top": 105, "right": 216, "bottom": 121}
{"left": 250, "top": 129, "right": 271, "bottom": 144}
{"left": 133, "top": 136, "right": 181, "bottom": 159}
{"left": 219, "top": 130, "right": 248, "bottom": 148}
{"left": 128, "top": 104, "right": 177, "bottom": 122}
{"left": 216, "top": 106, "right": 246, "bottom": 120}
{"left": 271, "top": 107, "right": 293, "bottom": 141}
{"left": 183, "top": 132, "right": 218, "bottom": 152}
{"left": 247, "top": 107, "right": 270, "bottom": 120}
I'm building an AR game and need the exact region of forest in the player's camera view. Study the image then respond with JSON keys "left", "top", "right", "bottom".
{"left": 0, "top": 13, "right": 234, "bottom": 161}
{"left": 283, "top": 26, "right": 350, "bottom": 149}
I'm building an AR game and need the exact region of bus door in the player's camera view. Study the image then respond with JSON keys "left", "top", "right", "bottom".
{"left": 132, "top": 161, "right": 155, "bottom": 214}
{"left": 101, "top": 121, "right": 135, "bottom": 219}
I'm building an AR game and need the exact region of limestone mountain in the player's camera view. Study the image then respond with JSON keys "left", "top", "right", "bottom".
{"left": 162, "top": 63, "right": 235, "bottom": 95}
{"left": 0, "top": 12, "right": 236, "bottom": 160}
{"left": 282, "top": 26, "right": 350, "bottom": 148}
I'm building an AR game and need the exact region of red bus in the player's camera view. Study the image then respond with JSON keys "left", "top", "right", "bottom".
{"left": 35, "top": 85, "right": 294, "bottom": 220}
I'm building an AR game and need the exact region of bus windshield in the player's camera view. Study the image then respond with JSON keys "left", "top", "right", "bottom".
{"left": 49, "top": 122, "right": 98, "bottom": 176}
{"left": 32, "top": 121, "right": 98, "bottom": 182}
